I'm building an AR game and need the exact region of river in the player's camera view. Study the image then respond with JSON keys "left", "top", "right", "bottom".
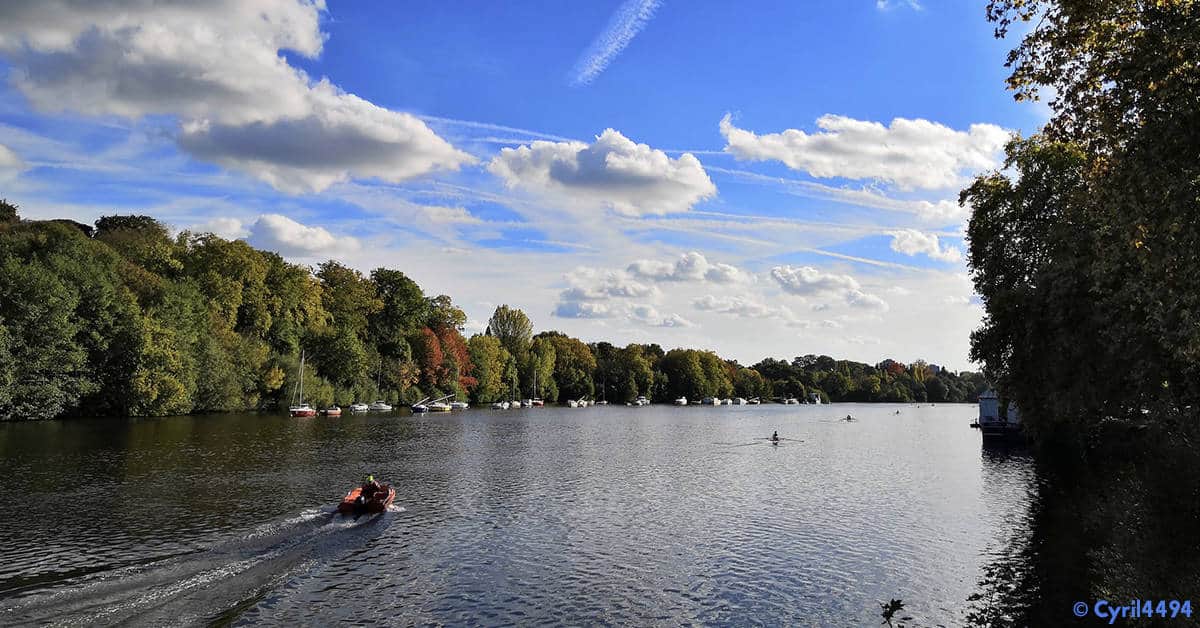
{"left": 0, "top": 403, "right": 1038, "bottom": 626}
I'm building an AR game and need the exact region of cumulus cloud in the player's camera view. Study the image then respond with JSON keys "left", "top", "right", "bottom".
{"left": 186, "top": 217, "right": 249, "bottom": 240}
{"left": 560, "top": 267, "right": 658, "bottom": 301}
{"left": 627, "top": 251, "right": 746, "bottom": 283}
{"left": 246, "top": 214, "right": 358, "bottom": 257}
{"left": 554, "top": 300, "right": 615, "bottom": 319}
{"left": 552, "top": 266, "right": 693, "bottom": 328}
{"left": 889, "top": 229, "right": 962, "bottom": 263}
{"left": 488, "top": 129, "right": 717, "bottom": 216}
{"left": 770, "top": 265, "right": 860, "bottom": 296}
{"left": 629, "top": 304, "right": 695, "bottom": 328}
{"left": 0, "top": 143, "right": 25, "bottom": 181}
{"left": 770, "top": 265, "right": 889, "bottom": 312}
{"left": 178, "top": 83, "right": 475, "bottom": 194}
{"left": 846, "top": 289, "right": 890, "bottom": 312}
{"left": 719, "top": 113, "right": 1007, "bottom": 190}
{"left": 0, "top": 1, "right": 473, "bottom": 193}
{"left": 692, "top": 295, "right": 794, "bottom": 320}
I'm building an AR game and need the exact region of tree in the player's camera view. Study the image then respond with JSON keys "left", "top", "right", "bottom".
{"left": 0, "top": 257, "right": 92, "bottom": 419}
{"left": 529, "top": 336, "right": 556, "bottom": 400}
{"left": 486, "top": 304, "right": 533, "bottom": 359}
{"left": 426, "top": 294, "right": 466, "bottom": 331}
{"left": 369, "top": 268, "right": 427, "bottom": 358}
{"left": 468, "top": 334, "right": 510, "bottom": 403}
{"left": 317, "top": 261, "right": 382, "bottom": 339}
{"left": 970, "top": 1, "right": 1200, "bottom": 439}
{"left": 536, "top": 331, "right": 595, "bottom": 401}
{"left": 660, "top": 349, "right": 707, "bottom": 400}
{"left": 0, "top": 199, "right": 18, "bottom": 225}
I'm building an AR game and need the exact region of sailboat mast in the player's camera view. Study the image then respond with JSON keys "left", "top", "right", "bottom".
{"left": 299, "top": 351, "right": 305, "bottom": 403}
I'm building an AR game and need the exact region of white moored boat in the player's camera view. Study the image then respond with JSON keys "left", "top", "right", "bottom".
{"left": 732, "top": 397, "right": 747, "bottom": 405}
{"left": 349, "top": 402, "right": 369, "bottom": 412}
{"left": 289, "top": 352, "right": 316, "bottom": 417}
{"left": 368, "top": 400, "right": 393, "bottom": 411}
{"left": 492, "top": 401, "right": 509, "bottom": 409}
{"left": 450, "top": 401, "right": 469, "bottom": 410}
{"left": 674, "top": 397, "right": 688, "bottom": 406}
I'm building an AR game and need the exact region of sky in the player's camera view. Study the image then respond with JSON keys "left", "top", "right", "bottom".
{"left": 0, "top": 0, "right": 1045, "bottom": 371}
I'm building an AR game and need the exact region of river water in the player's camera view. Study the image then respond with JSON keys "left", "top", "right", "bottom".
{"left": 0, "top": 403, "right": 1038, "bottom": 626}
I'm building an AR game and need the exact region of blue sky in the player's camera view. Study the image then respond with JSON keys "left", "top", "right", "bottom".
{"left": 0, "top": 1, "right": 1044, "bottom": 370}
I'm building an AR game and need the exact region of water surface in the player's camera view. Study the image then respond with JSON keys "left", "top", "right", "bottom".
{"left": 0, "top": 403, "right": 1035, "bottom": 626}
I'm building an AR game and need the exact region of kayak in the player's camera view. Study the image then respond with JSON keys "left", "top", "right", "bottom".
{"left": 336, "top": 485, "right": 395, "bottom": 516}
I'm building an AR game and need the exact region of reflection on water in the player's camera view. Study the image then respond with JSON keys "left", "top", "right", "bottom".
{"left": 9, "top": 403, "right": 1166, "bottom": 626}
{"left": 966, "top": 432, "right": 1200, "bottom": 627}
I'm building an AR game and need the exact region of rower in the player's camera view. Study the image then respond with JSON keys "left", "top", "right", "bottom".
{"left": 771, "top": 431, "right": 779, "bottom": 442}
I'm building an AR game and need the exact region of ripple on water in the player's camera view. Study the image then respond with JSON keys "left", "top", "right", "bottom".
{"left": 0, "top": 404, "right": 1036, "bottom": 626}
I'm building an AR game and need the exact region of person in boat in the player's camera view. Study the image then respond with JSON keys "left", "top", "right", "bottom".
{"left": 771, "top": 431, "right": 779, "bottom": 442}
{"left": 361, "top": 474, "right": 381, "bottom": 500}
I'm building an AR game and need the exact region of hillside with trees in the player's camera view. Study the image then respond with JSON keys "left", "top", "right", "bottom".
{"left": 0, "top": 203, "right": 987, "bottom": 421}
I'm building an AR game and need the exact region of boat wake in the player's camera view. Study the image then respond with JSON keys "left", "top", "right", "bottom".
{"left": 0, "top": 507, "right": 394, "bottom": 627}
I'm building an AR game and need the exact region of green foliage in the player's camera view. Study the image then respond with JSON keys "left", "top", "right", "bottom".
{"left": 369, "top": 268, "right": 426, "bottom": 358}
{"left": 467, "top": 334, "right": 510, "bottom": 403}
{"left": 0, "top": 199, "right": 18, "bottom": 225}
{"left": 969, "top": 1, "right": 1200, "bottom": 442}
{"left": 536, "top": 331, "right": 595, "bottom": 400}
{"left": 0, "top": 255, "right": 92, "bottom": 419}
{"left": 486, "top": 304, "right": 533, "bottom": 360}
{"left": 528, "top": 337, "right": 556, "bottom": 400}
{"left": 0, "top": 212, "right": 985, "bottom": 419}
{"left": 748, "top": 354, "right": 983, "bottom": 404}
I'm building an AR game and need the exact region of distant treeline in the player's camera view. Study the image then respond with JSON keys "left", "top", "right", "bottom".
{"left": 0, "top": 204, "right": 987, "bottom": 421}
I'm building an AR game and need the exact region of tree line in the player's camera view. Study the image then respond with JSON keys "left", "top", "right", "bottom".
{"left": 0, "top": 204, "right": 986, "bottom": 421}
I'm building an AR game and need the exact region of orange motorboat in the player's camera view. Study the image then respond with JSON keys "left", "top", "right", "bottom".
{"left": 337, "top": 483, "right": 395, "bottom": 517}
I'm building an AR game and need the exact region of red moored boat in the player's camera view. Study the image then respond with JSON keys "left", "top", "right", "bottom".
{"left": 337, "top": 484, "right": 395, "bottom": 516}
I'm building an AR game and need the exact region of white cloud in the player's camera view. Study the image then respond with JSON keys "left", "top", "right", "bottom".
{"left": 627, "top": 251, "right": 746, "bottom": 283}
{"left": 719, "top": 113, "right": 1007, "bottom": 190}
{"left": 770, "top": 265, "right": 889, "bottom": 312}
{"left": 178, "top": 83, "right": 476, "bottom": 194}
{"left": 560, "top": 267, "right": 658, "bottom": 301}
{"left": 770, "top": 265, "right": 860, "bottom": 296}
{"left": 889, "top": 229, "right": 962, "bottom": 262}
{"left": 0, "top": 143, "right": 25, "bottom": 181}
{"left": 846, "top": 289, "right": 890, "bottom": 312}
{"left": 488, "top": 129, "right": 717, "bottom": 216}
{"left": 554, "top": 300, "right": 615, "bottom": 319}
{"left": 0, "top": 1, "right": 473, "bottom": 193}
{"left": 551, "top": 266, "right": 697, "bottom": 328}
{"left": 629, "top": 304, "right": 695, "bottom": 328}
{"left": 569, "top": 0, "right": 661, "bottom": 86}
{"left": 246, "top": 214, "right": 358, "bottom": 257}
{"left": 692, "top": 295, "right": 794, "bottom": 320}
{"left": 792, "top": 319, "right": 844, "bottom": 330}
{"left": 186, "top": 217, "right": 249, "bottom": 240}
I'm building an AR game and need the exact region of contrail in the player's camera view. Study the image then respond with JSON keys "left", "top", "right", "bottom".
{"left": 569, "top": 0, "right": 663, "bottom": 86}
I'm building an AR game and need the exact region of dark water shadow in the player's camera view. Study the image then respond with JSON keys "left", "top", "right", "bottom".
{"left": 965, "top": 432, "right": 1200, "bottom": 627}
